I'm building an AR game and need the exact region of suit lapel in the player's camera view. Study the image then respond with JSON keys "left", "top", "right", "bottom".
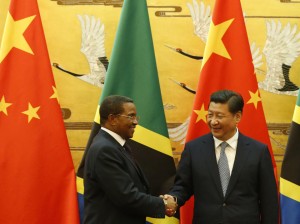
{"left": 101, "top": 130, "right": 149, "bottom": 189}
{"left": 119, "top": 144, "right": 141, "bottom": 175}
{"left": 225, "top": 133, "right": 250, "bottom": 198}
{"left": 119, "top": 144, "right": 150, "bottom": 190}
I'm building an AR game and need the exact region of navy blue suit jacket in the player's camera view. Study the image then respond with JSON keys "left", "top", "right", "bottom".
{"left": 170, "top": 132, "right": 279, "bottom": 224}
{"left": 84, "top": 130, "right": 165, "bottom": 224}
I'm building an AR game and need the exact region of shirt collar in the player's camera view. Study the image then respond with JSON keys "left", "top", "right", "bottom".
{"left": 101, "top": 127, "right": 126, "bottom": 146}
{"left": 213, "top": 128, "right": 239, "bottom": 149}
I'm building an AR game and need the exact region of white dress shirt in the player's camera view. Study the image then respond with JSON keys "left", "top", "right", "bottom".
{"left": 214, "top": 129, "right": 239, "bottom": 175}
{"left": 101, "top": 127, "right": 126, "bottom": 147}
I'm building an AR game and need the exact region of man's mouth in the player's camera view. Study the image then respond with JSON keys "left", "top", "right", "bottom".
{"left": 212, "top": 127, "right": 221, "bottom": 132}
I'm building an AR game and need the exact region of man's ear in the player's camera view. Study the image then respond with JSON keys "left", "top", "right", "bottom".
{"left": 235, "top": 111, "right": 242, "bottom": 124}
{"left": 108, "top": 114, "right": 117, "bottom": 126}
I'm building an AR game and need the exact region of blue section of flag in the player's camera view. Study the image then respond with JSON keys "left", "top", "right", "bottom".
{"left": 280, "top": 194, "right": 300, "bottom": 224}
{"left": 78, "top": 193, "right": 84, "bottom": 224}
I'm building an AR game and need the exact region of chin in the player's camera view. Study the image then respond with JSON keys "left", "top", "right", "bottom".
{"left": 212, "top": 132, "right": 223, "bottom": 140}
{"left": 127, "top": 133, "right": 134, "bottom": 139}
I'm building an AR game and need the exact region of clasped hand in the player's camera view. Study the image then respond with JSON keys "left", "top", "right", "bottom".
{"left": 160, "top": 194, "right": 178, "bottom": 217}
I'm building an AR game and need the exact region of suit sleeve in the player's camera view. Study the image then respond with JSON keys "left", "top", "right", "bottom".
{"left": 259, "top": 145, "right": 279, "bottom": 224}
{"left": 169, "top": 143, "right": 194, "bottom": 206}
{"left": 93, "top": 145, "right": 165, "bottom": 218}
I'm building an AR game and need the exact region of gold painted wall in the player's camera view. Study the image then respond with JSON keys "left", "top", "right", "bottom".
{"left": 1, "top": 0, "right": 300, "bottom": 177}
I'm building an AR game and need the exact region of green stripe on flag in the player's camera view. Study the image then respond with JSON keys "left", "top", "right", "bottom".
{"left": 296, "top": 93, "right": 300, "bottom": 107}
{"left": 99, "top": 0, "right": 169, "bottom": 138}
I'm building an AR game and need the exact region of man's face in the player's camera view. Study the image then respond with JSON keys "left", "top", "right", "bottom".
{"left": 115, "top": 102, "right": 138, "bottom": 140}
{"left": 207, "top": 102, "right": 241, "bottom": 141}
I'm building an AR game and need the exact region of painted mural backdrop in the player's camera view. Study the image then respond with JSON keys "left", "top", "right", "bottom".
{"left": 1, "top": 0, "right": 300, "bottom": 177}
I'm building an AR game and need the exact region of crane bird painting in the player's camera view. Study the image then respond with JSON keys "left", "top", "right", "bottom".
{"left": 259, "top": 20, "right": 300, "bottom": 96}
{"left": 186, "top": 0, "right": 211, "bottom": 43}
{"left": 53, "top": 14, "right": 108, "bottom": 88}
{"left": 77, "top": 15, "right": 108, "bottom": 88}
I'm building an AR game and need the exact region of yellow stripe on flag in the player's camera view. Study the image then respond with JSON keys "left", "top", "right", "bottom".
{"left": 280, "top": 177, "right": 300, "bottom": 202}
{"left": 132, "top": 125, "right": 173, "bottom": 157}
{"left": 76, "top": 176, "right": 84, "bottom": 195}
{"left": 94, "top": 105, "right": 100, "bottom": 124}
{"left": 147, "top": 216, "right": 179, "bottom": 224}
{"left": 293, "top": 104, "right": 300, "bottom": 125}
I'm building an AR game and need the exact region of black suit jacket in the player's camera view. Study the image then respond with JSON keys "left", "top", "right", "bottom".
{"left": 170, "top": 132, "right": 279, "bottom": 224}
{"left": 84, "top": 130, "right": 165, "bottom": 224}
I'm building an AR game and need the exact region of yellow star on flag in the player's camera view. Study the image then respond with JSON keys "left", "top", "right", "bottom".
{"left": 0, "top": 12, "right": 36, "bottom": 63}
{"left": 22, "top": 102, "right": 40, "bottom": 123}
{"left": 247, "top": 90, "right": 261, "bottom": 109}
{"left": 0, "top": 96, "right": 12, "bottom": 115}
{"left": 194, "top": 104, "right": 208, "bottom": 123}
{"left": 50, "top": 86, "right": 60, "bottom": 103}
{"left": 202, "top": 18, "right": 234, "bottom": 68}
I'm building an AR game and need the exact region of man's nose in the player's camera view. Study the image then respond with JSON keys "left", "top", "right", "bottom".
{"left": 210, "top": 118, "right": 219, "bottom": 125}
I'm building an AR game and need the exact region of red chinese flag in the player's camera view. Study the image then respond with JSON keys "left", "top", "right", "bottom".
{"left": 0, "top": 0, "right": 80, "bottom": 223}
{"left": 179, "top": 0, "right": 277, "bottom": 223}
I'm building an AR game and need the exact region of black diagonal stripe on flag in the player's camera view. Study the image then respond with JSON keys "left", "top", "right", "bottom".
{"left": 281, "top": 121, "right": 300, "bottom": 186}
{"left": 280, "top": 92, "right": 300, "bottom": 224}
{"left": 127, "top": 139, "right": 176, "bottom": 195}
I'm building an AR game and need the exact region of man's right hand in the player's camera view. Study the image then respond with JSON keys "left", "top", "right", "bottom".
{"left": 161, "top": 194, "right": 177, "bottom": 217}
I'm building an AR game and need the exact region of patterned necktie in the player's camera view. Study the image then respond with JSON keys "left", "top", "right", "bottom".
{"left": 218, "top": 142, "right": 230, "bottom": 196}
{"left": 123, "top": 142, "right": 134, "bottom": 159}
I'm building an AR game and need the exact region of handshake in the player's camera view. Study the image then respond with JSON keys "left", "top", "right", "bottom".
{"left": 160, "top": 194, "right": 178, "bottom": 217}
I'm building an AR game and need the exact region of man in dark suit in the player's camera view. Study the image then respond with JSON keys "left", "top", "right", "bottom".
{"left": 166, "top": 90, "right": 279, "bottom": 224}
{"left": 83, "top": 95, "right": 177, "bottom": 224}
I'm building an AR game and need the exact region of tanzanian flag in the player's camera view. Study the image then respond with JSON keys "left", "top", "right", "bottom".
{"left": 76, "top": 0, "right": 178, "bottom": 223}
{"left": 280, "top": 91, "right": 300, "bottom": 224}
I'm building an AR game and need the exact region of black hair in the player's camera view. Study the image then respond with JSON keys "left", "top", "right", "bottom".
{"left": 210, "top": 90, "right": 244, "bottom": 113}
{"left": 100, "top": 95, "right": 134, "bottom": 125}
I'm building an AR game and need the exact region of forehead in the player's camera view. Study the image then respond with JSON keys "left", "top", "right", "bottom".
{"left": 122, "top": 102, "right": 136, "bottom": 113}
{"left": 208, "top": 102, "right": 229, "bottom": 113}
